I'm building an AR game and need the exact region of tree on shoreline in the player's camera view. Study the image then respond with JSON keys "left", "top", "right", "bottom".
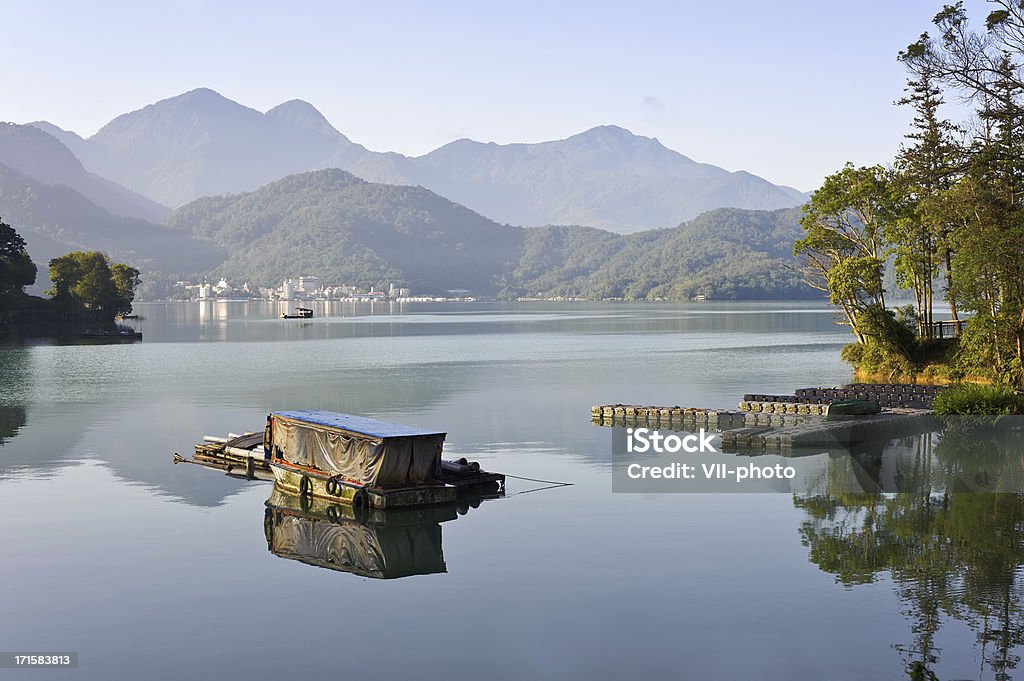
{"left": 904, "top": 4, "right": 1024, "bottom": 386}
{"left": 0, "top": 218, "right": 36, "bottom": 296}
{"left": 895, "top": 38, "right": 965, "bottom": 336}
{"left": 794, "top": 164, "right": 897, "bottom": 344}
{"left": 799, "top": 2, "right": 1024, "bottom": 386}
{"left": 48, "top": 251, "right": 140, "bottom": 317}
{"left": 0, "top": 217, "right": 37, "bottom": 324}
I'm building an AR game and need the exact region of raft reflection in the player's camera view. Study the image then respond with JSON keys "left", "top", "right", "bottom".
{"left": 263, "top": 487, "right": 493, "bottom": 579}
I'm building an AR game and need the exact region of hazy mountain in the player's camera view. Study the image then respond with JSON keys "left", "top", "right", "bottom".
{"left": 29, "top": 89, "right": 806, "bottom": 232}
{"left": 165, "top": 169, "right": 523, "bottom": 294}
{"left": 0, "top": 163, "right": 224, "bottom": 286}
{"left": 165, "top": 169, "right": 811, "bottom": 299}
{"left": 60, "top": 88, "right": 361, "bottom": 207}
{"left": 265, "top": 99, "right": 342, "bottom": 137}
{"left": 409, "top": 126, "right": 805, "bottom": 232}
{"left": 0, "top": 123, "right": 170, "bottom": 222}
{"left": 25, "top": 121, "right": 90, "bottom": 160}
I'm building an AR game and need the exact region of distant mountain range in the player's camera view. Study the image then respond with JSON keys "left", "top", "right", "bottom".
{"left": 164, "top": 168, "right": 812, "bottom": 299}
{"left": 0, "top": 124, "right": 222, "bottom": 286}
{"left": 26, "top": 88, "right": 805, "bottom": 233}
{"left": 0, "top": 123, "right": 168, "bottom": 222}
{"left": 0, "top": 89, "right": 816, "bottom": 299}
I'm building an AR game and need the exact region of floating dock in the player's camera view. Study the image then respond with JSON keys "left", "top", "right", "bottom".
{"left": 176, "top": 432, "right": 274, "bottom": 480}
{"left": 174, "top": 419, "right": 505, "bottom": 505}
{"left": 592, "top": 383, "right": 944, "bottom": 453}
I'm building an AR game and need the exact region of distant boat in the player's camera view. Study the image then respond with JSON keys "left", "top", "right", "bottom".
{"left": 281, "top": 307, "right": 313, "bottom": 319}
{"left": 115, "top": 314, "right": 143, "bottom": 320}
{"left": 78, "top": 330, "right": 143, "bottom": 341}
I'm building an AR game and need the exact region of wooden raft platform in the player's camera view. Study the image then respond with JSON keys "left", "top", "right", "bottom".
{"left": 178, "top": 433, "right": 505, "bottom": 494}
{"left": 591, "top": 405, "right": 748, "bottom": 430}
{"left": 178, "top": 432, "right": 275, "bottom": 480}
{"left": 592, "top": 383, "right": 944, "bottom": 453}
{"left": 717, "top": 410, "right": 938, "bottom": 452}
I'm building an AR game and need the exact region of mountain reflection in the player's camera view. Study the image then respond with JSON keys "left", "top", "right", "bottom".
{"left": 796, "top": 425, "right": 1024, "bottom": 680}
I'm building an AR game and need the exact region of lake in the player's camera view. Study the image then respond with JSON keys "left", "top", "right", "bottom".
{"left": 1, "top": 301, "right": 1020, "bottom": 680}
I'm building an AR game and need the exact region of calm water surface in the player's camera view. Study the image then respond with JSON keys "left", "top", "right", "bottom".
{"left": 0, "top": 301, "right": 1020, "bottom": 680}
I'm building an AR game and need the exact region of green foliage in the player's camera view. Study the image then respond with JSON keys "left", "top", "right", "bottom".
{"left": 515, "top": 207, "right": 813, "bottom": 301}
{"left": 825, "top": 256, "right": 884, "bottom": 306}
{"left": 110, "top": 263, "right": 141, "bottom": 312}
{"left": 841, "top": 304, "right": 961, "bottom": 378}
{"left": 0, "top": 217, "right": 36, "bottom": 300}
{"left": 932, "top": 383, "right": 1024, "bottom": 415}
{"left": 892, "top": 4, "right": 1024, "bottom": 387}
{"left": 840, "top": 342, "right": 864, "bottom": 366}
{"left": 892, "top": 44, "right": 963, "bottom": 335}
{"left": 795, "top": 164, "right": 898, "bottom": 341}
{"left": 47, "top": 251, "right": 139, "bottom": 316}
{"left": 800, "top": 3, "right": 1024, "bottom": 386}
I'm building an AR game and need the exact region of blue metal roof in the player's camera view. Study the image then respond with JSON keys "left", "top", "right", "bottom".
{"left": 272, "top": 410, "right": 445, "bottom": 439}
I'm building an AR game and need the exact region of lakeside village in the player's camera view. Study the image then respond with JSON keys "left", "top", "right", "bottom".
{"left": 171, "top": 276, "right": 478, "bottom": 303}
{"left": 168, "top": 276, "right": 603, "bottom": 303}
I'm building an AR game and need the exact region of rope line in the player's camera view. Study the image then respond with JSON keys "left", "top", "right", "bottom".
{"left": 503, "top": 473, "right": 573, "bottom": 487}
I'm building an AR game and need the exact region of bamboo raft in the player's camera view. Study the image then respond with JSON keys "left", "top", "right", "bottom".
{"left": 174, "top": 432, "right": 274, "bottom": 480}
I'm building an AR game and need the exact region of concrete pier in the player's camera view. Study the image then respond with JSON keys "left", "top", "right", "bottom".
{"left": 592, "top": 383, "right": 944, "bottom": 453}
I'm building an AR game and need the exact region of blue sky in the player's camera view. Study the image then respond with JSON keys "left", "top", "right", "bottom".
{"left": 1, "top": 0, "right": 995, "bottom": 190}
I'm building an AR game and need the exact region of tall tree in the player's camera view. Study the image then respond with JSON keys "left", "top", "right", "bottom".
{"left": 904, "top": 2, "right": 1024, "bottom": 105}
{"left": 0, "top": 218, "right": 37, "bottom": 294}
{"left": 949, "top": 56, "right": 1024, "bottom": 385}
{"left": 896, "top": 37, "right": 965, "bottom": 335}
{"left": 795, "top": 164, "right": 898, "bottom": 344}
{"left": 0, "top": 217, "right": 37, "bottom": 323}
{"left": 110, "top": 263, "right": 141, "bottom": 315}
{"left": 898, "top": 3, "right": 1024, "bottom": 385}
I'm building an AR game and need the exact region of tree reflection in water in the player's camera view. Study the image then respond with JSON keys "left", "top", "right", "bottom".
{"left": 0, "top": 404, "right": 27, "bottom": 446}
{"left": 0, "top": 347, "right": 29, "bottom": 447}
{"left": 795, "top": 423, "right": 1024, "bottom": 680}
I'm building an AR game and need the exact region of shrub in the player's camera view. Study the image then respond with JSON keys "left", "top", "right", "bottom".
{"left": 932, "top": 383, "right": 1024, "bottom": 415}
{"left": 840, "top": 342, "right": 864, "bottom": 365}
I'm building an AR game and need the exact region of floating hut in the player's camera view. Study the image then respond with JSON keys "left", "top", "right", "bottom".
{"left": 178, "top": 411, "right": 505, "bottom": 509}
{"left": 265, "top": 410, "right": 456, "bottom": 509}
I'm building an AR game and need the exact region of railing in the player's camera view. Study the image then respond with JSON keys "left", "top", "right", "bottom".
{"left": 924, "top": 320, "right": 967, "bottom": 339}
